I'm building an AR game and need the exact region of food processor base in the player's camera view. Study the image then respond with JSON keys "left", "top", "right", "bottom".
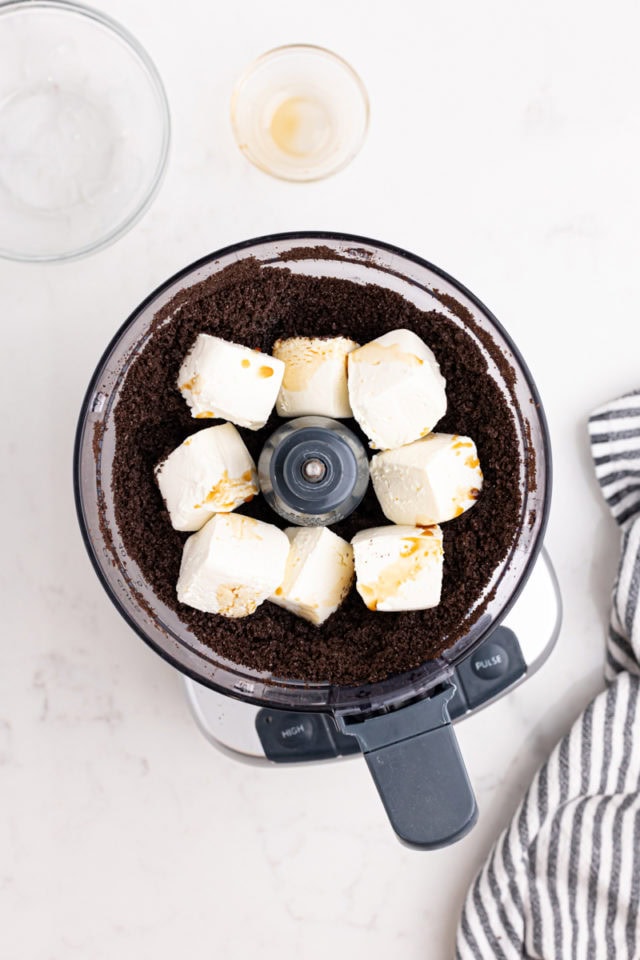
{"left": 184, "top": 549, "right": 561, "bottom": 764}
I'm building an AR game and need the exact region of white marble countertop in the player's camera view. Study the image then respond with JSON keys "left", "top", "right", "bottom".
{"left": 2, "top": 0, "right": 639, "bottom": 956}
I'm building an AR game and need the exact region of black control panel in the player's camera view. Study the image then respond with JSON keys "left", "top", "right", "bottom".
{"left": 255, "top": 626, "right": 527, "bottom": 762}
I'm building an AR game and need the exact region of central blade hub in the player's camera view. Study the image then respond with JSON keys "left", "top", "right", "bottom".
{"left": 258, "top": 416, "right": 370, "bottom": 526}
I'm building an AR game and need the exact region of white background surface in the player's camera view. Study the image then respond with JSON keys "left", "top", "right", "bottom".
{"left": 2, "top": 1, "right": 639, "bottom": 957}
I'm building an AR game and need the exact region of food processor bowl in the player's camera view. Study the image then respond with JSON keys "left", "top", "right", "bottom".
{"left": 74, "top": 233, "right": 551, "bottom": 848}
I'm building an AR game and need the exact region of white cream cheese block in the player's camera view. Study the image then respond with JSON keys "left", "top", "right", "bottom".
{"left": 155, "top": 423, "right": 259, "bottom": 532}
{"left": 269, "top": 526, "right": 354, "bottom": 625}
{"left": 178, "top": 334, "right": 285, "bottom": 429}
{"left": 177, "top": 513, "right": 290, "bottom": 617}
{"left": 370, "top": 433, "right": 483, "bottom": 525}
{"left": 272, "top": 336, "right": 359, "bottom": 418}
{"left": 347, "top": 328, "right": 447, "bottom": 450}
{"left": 351, "top": 524, "right": 444, "bottom": 612}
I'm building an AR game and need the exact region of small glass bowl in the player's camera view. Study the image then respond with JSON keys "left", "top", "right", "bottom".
{"left": 0, "top": 0, "right": 170, "bottom": 262}
{"left": 231, "top": 44, "right": 369, "bottom": 182}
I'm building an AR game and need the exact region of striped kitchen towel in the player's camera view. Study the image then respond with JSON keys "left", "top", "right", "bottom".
{"left": 456, "top": 391, "right": 640, "bottom": 960}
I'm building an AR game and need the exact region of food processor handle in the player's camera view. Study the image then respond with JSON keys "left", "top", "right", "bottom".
{"left": 336, "top": 685, "right": 477, "bottom": 850}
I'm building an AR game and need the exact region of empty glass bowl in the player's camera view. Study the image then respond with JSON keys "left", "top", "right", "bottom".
{"left": 231, "top": 44, "right": 369, "bottom": 182}
{"left": 0, "top": 0, "right": 170, "bottom": 261}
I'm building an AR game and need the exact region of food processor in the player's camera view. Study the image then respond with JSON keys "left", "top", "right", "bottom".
{"left": 74, "top": 232, "right": 557, "bottom": 850}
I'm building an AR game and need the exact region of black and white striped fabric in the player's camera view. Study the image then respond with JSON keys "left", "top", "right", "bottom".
{"left": 456, "top": 391, "right": 640, "bottom": 960}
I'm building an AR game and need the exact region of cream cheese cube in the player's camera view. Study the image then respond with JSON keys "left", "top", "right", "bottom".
{"left": 347, "top": 328, "right": 446, "bottom": 450}
{"left": 177, "top": 513, "right": 290, "bottom": 617}
{"left": 178, "top": 334, "right": 285, "bottom": 429}
{"left": 351, "top": 525, "right": 444, "bottom": 612}
{"left": 269, "top": 526, "right": 354, "bottom": 625}
{"left": 272, "top": 336, "right": 359, "bottom": 418}
{"left": 155, "top": 423, "right": 259, "bottom": 532}
{"left": 370, "top": 433, "right": 483, "bottom": 525}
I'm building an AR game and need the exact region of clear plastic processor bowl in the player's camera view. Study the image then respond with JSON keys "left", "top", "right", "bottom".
{"left": 75, "top": 233, "right": 550, "bottom": 713}
{"left": 0, "top": 0, "right": 170, "bottom": 261}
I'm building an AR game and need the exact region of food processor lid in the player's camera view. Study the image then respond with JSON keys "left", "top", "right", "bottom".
{"left": 74, "top": 231, "right": 551, "bottom": 719}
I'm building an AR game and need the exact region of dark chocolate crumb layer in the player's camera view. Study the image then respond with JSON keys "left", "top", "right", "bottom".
{"left": 112, "top": 259, "right": 521, "bottom": 686}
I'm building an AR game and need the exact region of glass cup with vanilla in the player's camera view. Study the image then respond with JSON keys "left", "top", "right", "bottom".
{"left": 231, "top": 44, "right": 369, "bottom": 182}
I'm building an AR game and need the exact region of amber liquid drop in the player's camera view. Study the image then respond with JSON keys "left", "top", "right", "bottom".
{"left": 269, "top": 96, "right": 331, "bottom": 157}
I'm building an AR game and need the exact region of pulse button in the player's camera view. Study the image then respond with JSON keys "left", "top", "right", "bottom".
{"left": 469, "top": 642, "right": 509, "bottom": 680}
{"left": 454, "top": 627, "right": 526, "bottom": 710}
